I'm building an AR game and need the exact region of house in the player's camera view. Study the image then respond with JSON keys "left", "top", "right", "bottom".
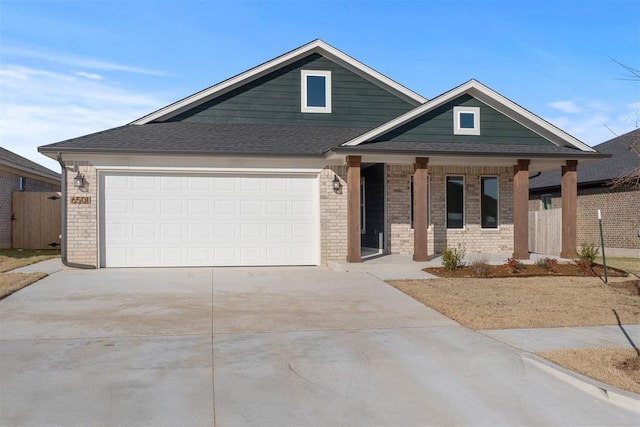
{"left": 530, "top": 129, "right": 640, "bottom": 257}
{"left": 38, "top": 40, "right": 606, "bottom": 268}
{"left": 0, "top": 147, "right": 61, "bottom": 249}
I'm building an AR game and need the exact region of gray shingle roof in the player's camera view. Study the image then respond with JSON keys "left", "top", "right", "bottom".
{"left": 38, "top": 122, "right": 371, "bottom": 156}
{"left": 0, "top": 146, "right": 61, "bottom": 180}
{"left": 529, "top": 128, "right": 640, "bottom": 190}
{"left": 336, "top": 140, "right": 607, "bottom": 158}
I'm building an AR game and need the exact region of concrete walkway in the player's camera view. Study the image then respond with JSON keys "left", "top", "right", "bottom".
{"left": 9, "top": 257, "right": 63, "bottom": 274}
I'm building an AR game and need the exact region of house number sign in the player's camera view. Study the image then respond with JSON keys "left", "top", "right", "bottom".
{"left": 71, "top": 196, "right": 92, "bottom": 204}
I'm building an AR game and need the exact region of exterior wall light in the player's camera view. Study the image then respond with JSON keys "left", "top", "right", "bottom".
{"left": 73, "top": 172, "right": 85, "bottom": 188}
{"left": 332, "top": 174, "right": 342, "bottom": 193}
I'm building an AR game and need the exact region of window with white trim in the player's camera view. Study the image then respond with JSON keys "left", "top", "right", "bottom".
{"left": 301, "top": 70, "right": 331, "bottom": 113}
{"left": 446, "top": 176, "right": 464, "bottom": 229}
{"left": 453, "top": 106, "right": 480, "bottom": 135}
{"left": 480, "top": 176, "right": 499, "bottom": 229}
{"left": 410, "top": 175, "right": 430, "bottom": 229}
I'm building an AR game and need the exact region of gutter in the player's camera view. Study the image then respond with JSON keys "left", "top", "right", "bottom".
{"left": 56, "top": 152, "right": 96, "bottom": 269}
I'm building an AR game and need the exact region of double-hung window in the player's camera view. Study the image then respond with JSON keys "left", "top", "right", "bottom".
{"left": 301, "top": 70, "right": 331, "bottom": 113}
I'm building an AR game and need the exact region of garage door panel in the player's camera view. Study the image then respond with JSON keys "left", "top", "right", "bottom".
{"left": 102, "top": 174, "right": 318, "bottom": 267}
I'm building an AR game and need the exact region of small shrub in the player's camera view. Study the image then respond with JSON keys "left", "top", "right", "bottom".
{"left": 577, "top": 243, "right": 599, "bottom": 264}
{"left": 505, "top": 257, "right": 525, "bottom": 273}
{"left": 470, "top": 257, "right": 491, "bottom": 278}
{"left": 574, "top": 259, "right": 596, "bottom": 276}
{"left": 442, "top": 245, "right": 466, "bottom": 272}
{"left": 535, "top": 257, "right": 559, "bottom": 272}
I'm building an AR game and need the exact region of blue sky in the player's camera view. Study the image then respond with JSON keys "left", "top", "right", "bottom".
{"left": 1, "top": 0, "right": 639, "bottom": 172}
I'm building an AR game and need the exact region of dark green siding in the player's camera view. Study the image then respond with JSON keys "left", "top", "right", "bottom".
{"left": 373, "top": 95, "right": 552, "bottom": 145}
{"left": 167, "top": 54, "right": 415, "bottom": 128}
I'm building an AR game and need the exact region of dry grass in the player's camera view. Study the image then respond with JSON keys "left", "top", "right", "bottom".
{"left": 538, "top": 348, "right": 640, "bottom": 394}
{"left": 0, "top": 249, "right": 60, "bottom": 273}
{"left": 596, "top": 257, "right": 640, "bottom": 276}
{"left": 387, "top": 276, "right": 640, "bottom": 329}
{"left": 0, "top": 272, "right": 47, "bottom": 299}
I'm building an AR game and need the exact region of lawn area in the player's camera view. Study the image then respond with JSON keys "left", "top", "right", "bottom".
{"left": 595, "top": 256, "right": 640, "bottom": 276}
{"left": 387, "top": 270, "right": 640, "bottom": 395}
{"left": 0, "top": 249, "right": 60, "bottom": 299}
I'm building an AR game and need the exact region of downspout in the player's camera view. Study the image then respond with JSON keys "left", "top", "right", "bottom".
{"left": 56, "top": 152, "right": 96, "bottom": 269}
{"left": 529, "top": 171, "right": 542, "bottom": 180}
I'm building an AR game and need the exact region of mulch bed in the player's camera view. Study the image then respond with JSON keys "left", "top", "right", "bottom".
{"left": 424, "top": 262, "right": 629, "bottom": 279}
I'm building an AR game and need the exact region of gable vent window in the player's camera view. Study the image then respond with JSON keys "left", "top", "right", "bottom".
{"left": 301, "top": 70, "right": 331, "bottom": 113}
{"left": 453, "top": 106, "right": 480, "bottom": 135}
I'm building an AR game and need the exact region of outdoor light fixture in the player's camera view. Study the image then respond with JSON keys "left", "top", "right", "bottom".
{"left": 332, "top": 174, "right": 341, "bottom": 193}
{"left": 73, "top": 172, "right": 85, "bottom": 188}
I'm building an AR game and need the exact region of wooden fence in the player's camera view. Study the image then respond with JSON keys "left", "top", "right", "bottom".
{"left": 528, "top": 208, "right": 562, "bottom": 256}
{"left": 11, "top": 192, "right": 61, "bottom": 249}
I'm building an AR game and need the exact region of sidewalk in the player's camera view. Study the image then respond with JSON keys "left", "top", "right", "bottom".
{"left": 9, "top": 258, "right": 63, "bottom": 275}
{"left": 482, "top": 325, "right": 640, "bottom": 352}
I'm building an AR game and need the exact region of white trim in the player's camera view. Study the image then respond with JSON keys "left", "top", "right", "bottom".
{"left": 342, "top": 79, "right": 595, "bottom": 152}
{"left": 453, "top": 106, "right": 480, "bottom": 135}
{"left": 445, "top": 175, "right": 465, "bottom": 230}
{"left": 360, "top": 176, "right": 366, "bottom": 234}
{"left": 130, "top": 39, "right": 426, "bottom": 125}
{"left": 301, "top": 70, "right": 332, "bottom": 113}
{"left": 480, "top": 175, "right": 499, "bottom": 229}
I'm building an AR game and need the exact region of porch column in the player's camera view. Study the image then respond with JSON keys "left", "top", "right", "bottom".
{"left": 513, "top": 159, "right": 530, "bottom": 259}
{"left": 413, "top": 157, "right": 429, "bottom": 261}
{"left": 346, "top": 155, "right": 362, "bottom": 263}
{"left": 560, "top": 160, "right": 578, "bottom": 259}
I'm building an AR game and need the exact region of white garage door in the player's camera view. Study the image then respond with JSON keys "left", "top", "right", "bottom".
{"left": 101, "top": 173, "right": 319, "bottom": 267}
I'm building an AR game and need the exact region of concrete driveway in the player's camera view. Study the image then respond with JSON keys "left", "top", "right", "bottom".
{"left": 0, "top": 267, "right": 637, "bottom": 426}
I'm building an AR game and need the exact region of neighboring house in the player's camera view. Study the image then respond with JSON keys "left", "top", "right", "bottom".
{"left": 0, "top": 147, "right": 61, "bottom": 249}
{"left": 38, "top": 40, "right": 605, "bottom": 268}
{"left": 530, "top": 129, "right": 640, "bottom": 257}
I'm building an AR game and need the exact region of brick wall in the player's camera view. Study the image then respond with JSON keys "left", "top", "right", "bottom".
{"left": 0, "top": 169, "right": 60, "bottom": 249}
{"left": 530, "top": 186, "right": 640, "bottom": 254}
{"left": 319, "top": 166, "right": 348, "bottom": 265}
{"left": 64, "top": 163, "right": 98, "bottom": 266}
{"left": 386, "top": 164, "right": 514, "bottom": 256}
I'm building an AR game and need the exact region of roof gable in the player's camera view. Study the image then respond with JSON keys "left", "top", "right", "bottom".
{"left": 342, "top": 80, "right": 595, "bottom": 152}
{"left": 131, "top": 39, "right": 427, "bottom": 125}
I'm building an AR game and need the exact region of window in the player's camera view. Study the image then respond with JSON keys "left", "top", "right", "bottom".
{"left": 446, "top": 176, "right": 464, "bottom": 229}
{"left": 453, "top": 106, "right": 480, "bottom": 135}
{"left": 301, "top": 70, "right": 331, "bottom": 113}
{"left": 19, "top": 176, "right": 26, "bottom": 191}
{"left": 360, "top": 177, "right": 366, "bottom": 234}
{"left": 410, "top": 175, "right": 430, "bottom": 229}
{"left": 481, "top": 176, "right": 499, "bottom": 228}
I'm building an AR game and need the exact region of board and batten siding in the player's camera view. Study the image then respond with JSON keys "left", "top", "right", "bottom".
{"left": 168, "top": 54, "right": 415, "bottom": 129}
{"left": 374, "top": 94, "right": 552, "bottom": 145}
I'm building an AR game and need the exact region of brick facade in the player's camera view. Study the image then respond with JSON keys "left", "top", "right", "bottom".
{"left": 530, "top": 186, "right": 640, "bottom": 256}
{"left": 63, "top": 163, "right": 519, "bottom": 267}
{"left": 319, "top": 166, "right": 348, "bottom": 265}
{"left": 386, "top": 164, "right": 514, "bottom": 256}
{"left": 0, "top": 169, "right": 60, "bottom": 249}
{"left": 65, "top": 163, "right": 98, "bottom": 266}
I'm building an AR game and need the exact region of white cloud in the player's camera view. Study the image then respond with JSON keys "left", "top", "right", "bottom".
{"left": 2, "top": 45, "right": 167, "bottom": 76}
{"left": 75, "top": 71, "right": 104, "bottom": 80}
{"left": 0, "top": 64, "right": 169, "bottom": 171}
{"left": 548, "top": 101, "right": 582, "bottom": 114}
{"left": 544, "top": 100, "right": 639, "bottom": 146}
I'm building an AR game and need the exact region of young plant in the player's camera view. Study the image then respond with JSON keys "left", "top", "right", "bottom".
{"left": 505, "top": 257, "right": 525, "bottom": 274}
{"left": 470, "top": 257, "right": 491, "bottom": 278}
{"left": 441, "top": 245, "right": 466, "bottom": 272}
{"left": 535, "top": 257, "right": 559, "bottom": 273}
{"left": 574, "top": 259, "right": 596, "bottom": 276}
{"left": 577, "top": 243, "right": 599, "bottom": 265}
